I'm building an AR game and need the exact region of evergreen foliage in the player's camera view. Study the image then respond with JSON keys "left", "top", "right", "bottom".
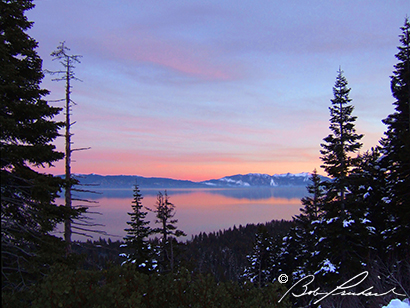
{"left": 185, "top": 220, "right": 292, "bottom": 282}
{"left": 320, "top": 68, "right": 363, "bottom": 205}
{"left": 150, "top": 191, "right": 186, "bottom": 272}
{"left": 268, "top": 170, "right": 326, "bottom": 304}
{"left": 122, "top": 183, "right": 154, "bottom": 272}
{"left": 266, "top": 21, "right": 410, "bottom": 303}
{"left": 348, "top": 148, "right": 385, "bottom": 256}
{"left": 299, "top": 169, "right": 325, "bottom": 221}
{"left": 380, "top": 18, "right": 410, "bottom": 258}
{"left": 2, "top": 264, "right": 291, "bottom": 308}
{"left": 0, "top": 0, "right": 80, "bottom": 291}
{"left": 243, "top": 225, "right": 275, "bottom": 288}
{"left": 313, "top": 69, "right": 367, "bottom": 286}
{"left": 293, "top": 170, "right": 325, "bottom": 276}
{"left": 373, "top": 18, "right": 410, "bottom": 295}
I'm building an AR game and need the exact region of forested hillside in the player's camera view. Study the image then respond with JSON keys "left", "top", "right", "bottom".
{"left": 63, "top": 219, "right": 293, "bottom": 281}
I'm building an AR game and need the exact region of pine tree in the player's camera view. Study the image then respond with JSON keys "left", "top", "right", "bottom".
{"left": 314, "top": 69, "right": 365, "bottom": 287}
{"left": 349, "top": 148, "right": 385, "bottom": 256}
{"left": 150, "top": 191, "right": 185, "bottom": 273}
{"left": 380, "top": 18, "right": 410, "bottom": 259}
{"left": 375, "top": 19, "right": 410, "bottom": 295}
{"left": 294, "top": 170, "right": 325, "bottom": 275}
{"left": 243, "top": 225, "right": 274, "bottom": 288}
{"left": 271, "top": 170, "right": 325, "bottom": 289}
{"left": 122, "top": 183, "right": 153, "bottom": 272}
{"left": 299, "top": 169, "right": 324, "bottom": 221}
{"left": 320, "top": 68, "right": 364, "bottom": 207}
{"left": 0, "top": 0, "right": 79, "bottom": 290}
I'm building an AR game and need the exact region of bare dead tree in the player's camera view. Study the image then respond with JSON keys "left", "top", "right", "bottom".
{"left": 47, "top": 42, "right": 106, "bottom": 253}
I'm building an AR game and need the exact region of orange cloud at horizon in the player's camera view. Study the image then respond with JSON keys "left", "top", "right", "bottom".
{"left": 44, "top": 146, "right": 325, "bottom": 182}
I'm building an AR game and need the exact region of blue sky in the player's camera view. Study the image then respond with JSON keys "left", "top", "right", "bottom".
{"left": 27, "top": 0, "right": 409, "bottom": 180}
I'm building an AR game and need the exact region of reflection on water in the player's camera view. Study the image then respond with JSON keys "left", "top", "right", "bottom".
{"left": 56, "top": 187, "right": 308, "bottom": 241}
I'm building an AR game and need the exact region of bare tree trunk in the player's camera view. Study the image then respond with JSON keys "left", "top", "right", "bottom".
{"left": 50, "top": 42, "right": 105, "bottom": 249}
{"left": 64, "top": 57, "right": 72, "bottom": 254}
{"left": 339, "top": 99, "right": 345, "bottom": 210}
{"left": 170, "top": 237, "right": 174, "bottom": 273}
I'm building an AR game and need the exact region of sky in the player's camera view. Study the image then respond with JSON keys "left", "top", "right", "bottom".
{"left": 27, "top": 0, "right": 409, "bottom": 181}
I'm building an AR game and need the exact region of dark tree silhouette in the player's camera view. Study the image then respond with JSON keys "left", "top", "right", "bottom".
{"left": 48, "top": 42, "right": 104, "bottom": 253}
{"left": 150, "top": 191, "right": 185, "bottom": 272}
{"left": 320, "top": 68, "right": 363, "bottom": 207}
{"left": 48, "top": 42, "right": 82, "bottom": 252}
{"left": 122, "top": 183, "right": 154, "bottom": 272}
{"left": 313, "top": 69, "right": 366, "bottom": 289}
{"left": 377, "top": 18, "right": 410, "bottom": 297}
{"left": 0, "top": 0, "right": 80, "bottom": 291}
{"left": 380, "top": 18, "right": 410, "bottom": 258}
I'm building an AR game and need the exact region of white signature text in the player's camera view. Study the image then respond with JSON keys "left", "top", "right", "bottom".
{"left": 278, "top": 271, "right": 406, "bottom": 304}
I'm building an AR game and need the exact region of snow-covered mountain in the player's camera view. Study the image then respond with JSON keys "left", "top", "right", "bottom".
{"left": 201, "top": 172, "right": 329, "bottom": 187}
{"left": 68, "top": 172, "right": 329, "bottom": 189}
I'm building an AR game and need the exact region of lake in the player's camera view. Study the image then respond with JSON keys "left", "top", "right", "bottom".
{"left": 57, "top": 187, "right": 308, "bottom": 241}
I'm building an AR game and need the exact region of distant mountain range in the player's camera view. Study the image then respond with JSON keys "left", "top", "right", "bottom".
{"left": 202, "top": 172, "right": 329, "bottom": 187}
{"left": 69, "top": 172, "right": 329, "bottom": 189}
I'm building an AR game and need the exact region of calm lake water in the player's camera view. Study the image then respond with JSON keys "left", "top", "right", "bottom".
{"left": 57, "top": 187, "right": 308, "bottom": 241}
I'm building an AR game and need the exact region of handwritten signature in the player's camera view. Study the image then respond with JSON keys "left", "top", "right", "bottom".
{"left": 278, "top": 271, "right": 406, "bottom": 304}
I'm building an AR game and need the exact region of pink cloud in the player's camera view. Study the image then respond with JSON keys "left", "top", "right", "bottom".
{"left": 93, "top": 29, "right": 240, "bottom": 81}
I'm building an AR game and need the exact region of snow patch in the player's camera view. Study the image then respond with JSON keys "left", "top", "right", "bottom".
{"left": 382, "top": 197, "right": 392, "bottom": 204}
{"left": 248, "top": 173, "right": 270, "bottom": 178}
{"left": 382, "top": 298, "right": 410, "bottom": 308}
{"left": 366, "top": 226, "right": 376, "bottom": 233}
{"left": 275, "top": 172, "right": 309, "bottom": 178}
{"left": 315, "top": 259, "right": 337, "bottom": 274}
{"left": 343, "top": 219, "right": 355, "bottom": 227}
{"left": 361, "top": 218, "right": 371, "bottom": 224}
{"left": 220, "top": 177, "right": 250, "bottom": 186}
{"left": 326, "top": 217, "right": 338, "bottom": 224}
{"left": 220, "top": 177, "right": 236, "bottom": 183}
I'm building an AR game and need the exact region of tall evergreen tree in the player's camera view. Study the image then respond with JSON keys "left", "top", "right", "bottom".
{"left": 380, "top": 18, "right": 410, "bottom": 259}
{"left": 122, "top": 183, "right": 154, "bottom": 272}
{"left": 320, "top": 68, "right": 364, "bottom": 207}
{"left": 314, "top": 69, "right": 366, "bottom": 287}
{"left": 150, "top": 191, "right": 185, "bottom": 273}
{"left": 0, "top": 0, "right": 79, "bottom": 291}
